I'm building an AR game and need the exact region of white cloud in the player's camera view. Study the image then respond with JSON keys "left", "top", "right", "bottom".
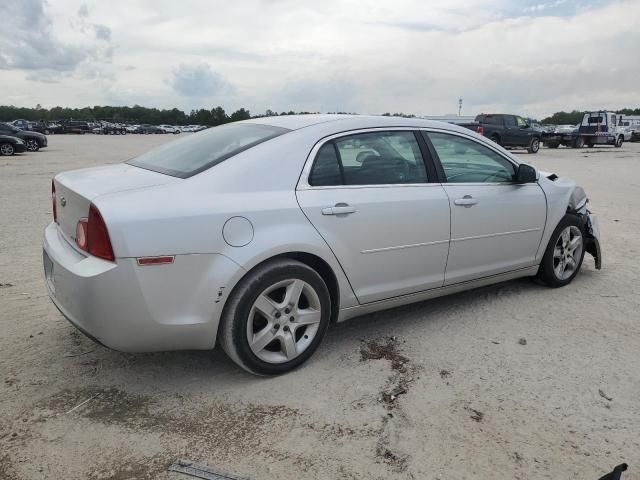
{"left": 0, "top": 0, "right": 637, "bottom": 118}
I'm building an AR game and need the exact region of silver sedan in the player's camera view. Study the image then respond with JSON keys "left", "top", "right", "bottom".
{"left": 43, "top": 115, "right": 602, "bottom": 375}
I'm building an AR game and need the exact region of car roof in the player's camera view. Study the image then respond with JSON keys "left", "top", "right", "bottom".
{"left": 242, "top": 114, "right": 473, "bottom": 134}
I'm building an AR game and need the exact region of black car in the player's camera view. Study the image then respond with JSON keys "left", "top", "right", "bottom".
{"left": 0, "top": 135, "right": 27, "bottom": 156}
{"left": 60, "top": 120, "right": 92, "bottom": 134}
{"left": 0, "top": 123, "right": 47, "bottom": 151}
{"left": 135, "top": 124, "right": 164, "bottom": 134}
{"left": 460, "top": 114, "right": 543, "bottom": 153}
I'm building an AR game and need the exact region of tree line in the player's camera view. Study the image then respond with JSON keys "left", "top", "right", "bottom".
{"left": 540, "top": 108, "right": 640, "bottom": 125}
{"left": 0, "top": 104, "right": 638, "bottom": 126}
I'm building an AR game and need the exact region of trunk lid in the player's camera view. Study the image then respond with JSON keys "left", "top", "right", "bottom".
{"left": 54, "top": 163, "right": 176, "bottom": 240}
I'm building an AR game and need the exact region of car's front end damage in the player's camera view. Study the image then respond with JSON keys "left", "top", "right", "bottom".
{"left": 569, "top": 186, "right": 602, "bottom": 270}
{"left": 539, "top": 174, "right": 602, "bottom": 270}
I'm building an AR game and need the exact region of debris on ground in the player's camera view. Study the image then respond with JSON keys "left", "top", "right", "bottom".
{"left": 0, "top": 283, "right": 14, "bottom": 288}
{"left": 360, "top": 336, "right": 410, "bottom": 373}
{"left": 466, "top": 406, "right": 484, "bottom": 422}
{"left": 168, "top": 459, "right": 251, "bottom": 480}
{"left": 599, "top": 389, "right": 613, "bottom": 402}
{"left": 518, "top": 338, "right": 527, "bottom": 345}
{"left": 439, "top": 369, "right": 451, "bottom": 379}
{"left": 379, "top": 386, "right": 407, "bottom": 405}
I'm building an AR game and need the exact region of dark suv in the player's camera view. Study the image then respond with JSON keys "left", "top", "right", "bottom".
{"left": 461, "top": 114, "right": 543, "bottom": 153}
{"left": 0, "top": 123, "right": 48, "bottom": 152}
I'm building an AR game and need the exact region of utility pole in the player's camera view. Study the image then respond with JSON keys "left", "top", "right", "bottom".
{"left": 458, "top": 97, "right": 463, "bottom": 116}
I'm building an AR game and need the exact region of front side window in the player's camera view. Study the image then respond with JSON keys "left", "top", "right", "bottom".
{"left": 128, "top": 123, "right": 290, "bottom": 178}
{"left": 426, "top": 132, "right": 516, "bottom": 183}
{"left": 516, "top": 116, "right": 527, "bottom": 127}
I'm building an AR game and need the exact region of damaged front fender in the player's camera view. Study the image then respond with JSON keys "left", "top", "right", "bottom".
{"left": 584, "top": 212, "right": 602, "bottom": 270}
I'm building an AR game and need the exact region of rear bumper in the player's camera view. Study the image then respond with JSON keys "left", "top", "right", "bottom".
{"left": 43, "top": 222, "right": 242, "bottom": 352}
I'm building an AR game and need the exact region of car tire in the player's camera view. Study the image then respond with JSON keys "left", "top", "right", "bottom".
{"left": 615, "top": 135, "right": 623, "bottom": 148}
{"left": 219, "top": 258, "right": 332, "bottom": 376}
{"left": 490, "top": 134, "right": 501, "bottom": 146}
{"left": 574, "top": 137, "right": 584, "bottom": 148}
{"left": 527, "top": 137, "right": 540, "bottom": 153}
{"left": 0, "top": 143, "right": 15, "bottom": 156}
{"left": 26, "top": 139, "right": 40, "bottom": 152}
{"left": 537, "top": 214, "right": 586, "bottom": 288}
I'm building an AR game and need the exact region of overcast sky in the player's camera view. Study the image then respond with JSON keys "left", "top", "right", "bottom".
{"left": 1, "top": 0, "right": 639, "bottom": 118}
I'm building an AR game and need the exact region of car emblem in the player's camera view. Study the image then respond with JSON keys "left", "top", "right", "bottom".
{"left": 60, "top": 197, "right": 66, "bottom": 207}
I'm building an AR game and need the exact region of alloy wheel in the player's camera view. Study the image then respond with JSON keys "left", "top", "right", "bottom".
{"left": 553, "top": 226, "right": 583, "bottom": 280}
{"left": 246, "top": 278, "right": 322, "bottom": 364}
{"left": 26, "top": 139, "right": 38, "bottom": 151}
{"left": 0, "top": 143, "right": 14, "bottom": 155}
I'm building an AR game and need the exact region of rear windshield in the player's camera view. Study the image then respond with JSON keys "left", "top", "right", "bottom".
{"left": 127, "top": 123, "right": 290, "bottom": 178}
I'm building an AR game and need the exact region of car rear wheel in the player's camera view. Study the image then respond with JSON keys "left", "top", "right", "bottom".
{"left": 0, "top": 143, "right": 15, "bottom": 156}
{"left": 219, "top": 258, "right": 331, "bottom": 375}
{"left": 537, "top": 214, "right": 585, "bottom": 287}
{"left": 527, "top": 137, "right": 540, "bottom": 153}
{"left": 490, "top": 134, "right": 501, "bottom": 146}
{"left": 26, "top": 139, "right": 39, "bottom": 152}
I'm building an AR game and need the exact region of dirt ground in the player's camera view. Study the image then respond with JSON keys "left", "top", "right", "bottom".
{"left": 1, "top": 133, "right": 639, "bottom": 480}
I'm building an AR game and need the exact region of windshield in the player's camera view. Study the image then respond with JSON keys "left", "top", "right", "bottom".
{"left": 127, "top": 123, "right": 290, "bottom": 178}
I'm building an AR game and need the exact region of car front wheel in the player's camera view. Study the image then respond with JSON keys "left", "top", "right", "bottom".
{"left": 537, "top": 214, "right": 586, "bottom": 287}
{"left": 0, "top": 143, "right": 15, "bottom": 156}
{"left": 219, "top": 259, "right": 331, "bottom": 375}
{"left": 527, "top": 137, "right": 540, "bottom": 153}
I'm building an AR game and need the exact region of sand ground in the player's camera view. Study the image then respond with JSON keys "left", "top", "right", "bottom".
{"left": 1, "top": 133, "right": 639, "bottom": 479}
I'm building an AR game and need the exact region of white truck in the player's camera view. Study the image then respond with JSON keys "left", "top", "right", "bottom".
{"left": 576, "top": 111, "right": 626, "bottom": 148}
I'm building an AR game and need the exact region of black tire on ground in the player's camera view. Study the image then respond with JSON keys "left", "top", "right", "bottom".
{"left": 537, "top": 214, "right": 586, "bottom": 288}
{"left": 219, "top": 258, "right": 332, "bottom": 375}
{"left": 574, "top": 136, "right": 584, "bottom": 148}
{"left": 0, "top": 143, "right": 15, "bottom": 156}
{"left": 527, "top": 137, "right": 540, "bottom": 153}
{"left": 615, "top": 136, "right": 623, "bottom": 148}
{"left": 490, "top": 134, "right": 501, "bottom": 146}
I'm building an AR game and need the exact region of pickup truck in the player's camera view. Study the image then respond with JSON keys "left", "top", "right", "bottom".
{"left": 460, "top": 114, "right": 543, "bottom": 153}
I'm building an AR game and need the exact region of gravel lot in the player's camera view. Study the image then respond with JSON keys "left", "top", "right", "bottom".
{"left": 1, "top": 134, "right": 639, "bottom": 479}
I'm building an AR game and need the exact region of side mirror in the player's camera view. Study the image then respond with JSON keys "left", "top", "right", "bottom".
{"left": 514, "top": 163, "right": 538, "bottom": 183}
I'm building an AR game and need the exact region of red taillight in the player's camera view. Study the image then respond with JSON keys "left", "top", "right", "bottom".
{"left": 476, "top": 126, "right": 484, "bottom": 135}
{"left": 75, "top": 204, "right": 114, "bottom": 261}
{"left": 52, "top": 180, "right": 57, "bottom": 223}
{"left": 136, "top": 256, "right": 175, "bottom": 266}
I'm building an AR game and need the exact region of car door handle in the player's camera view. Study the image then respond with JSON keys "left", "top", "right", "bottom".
{"left": 454, "top": 195, "right": 478, "bottom": 207}
{"left": 322, "top": 204, "right": 356, "bottom": 216}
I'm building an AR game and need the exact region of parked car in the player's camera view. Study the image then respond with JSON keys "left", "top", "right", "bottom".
{"left": 44, "top": 115, "right": 601, "bottom": 375}
{"left": 136, "top": 124, "right": 164, "bottom": 134}
{"left": 544, "top": 124, "right": 582, "bottom": 148}
{"left": 61, "top": 120, "right": 92, "bottom": 134}
{"left": 0, "top": 123, "right": 47, "bottom": 151}
{"left": 460, "top": 114, "right": 543, "bottom": 153}
{"left": 93, "top": 122, "right": 127, "bottom": 135}
{"left": 0, "top": 135, "right": 27, "bottom": 155}
{"left": 159, "top": 125, "right": 181, "bottom": 134}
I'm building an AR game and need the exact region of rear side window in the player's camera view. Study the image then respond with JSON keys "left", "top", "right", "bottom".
{"left": 504, "top": 116, "right": 516, "bottom": 127}
{"left": 128, "top": 123, "right": 290, "bottom": 178}
{"left": 308, "top": 131, "right": 429, "bottom": 187}
{"left": 309, "top": 143, "right": 342, "bottom": 186}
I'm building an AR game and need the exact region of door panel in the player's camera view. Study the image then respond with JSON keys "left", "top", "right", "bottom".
{"left": 297, "top": 186, "right": 451, "bottom": 303}
{"left": 443, "top": 184, "right": 546, "bottom": 284}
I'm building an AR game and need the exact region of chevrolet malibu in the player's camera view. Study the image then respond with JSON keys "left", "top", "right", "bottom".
{"left": 43, "top": 115, "right": 602, "bottom": 375}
